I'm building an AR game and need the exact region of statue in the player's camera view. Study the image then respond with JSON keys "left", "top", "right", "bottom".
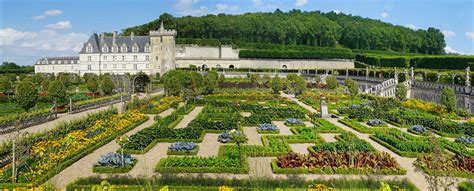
{"left": 466, "top": 67, "right": 471, "bottom": 87}
{"left": 320, "top": 97, "right": 330, "bottom": 118}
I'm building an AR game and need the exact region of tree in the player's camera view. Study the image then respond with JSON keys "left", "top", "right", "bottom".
{"left": 263, "top": 74, "right": 272, "bottom": 87}
{"left": 87, "top": 79, "right": 99, "bottom": 98}
{"left": 440, "top": 87, "right": 457, "bottom": 112}
{"left": 395, "top": 83, "right": 407, "bottom": 101}
{"left": 294, "top": 76, "right": 307, "bottom": 96}
{"left": 16, "top": 79, "right": 38, "bottom": 111}
{"left": 326, "top": 75, "right": 338, "bottom": 89}
{"left": 271, "top": 76, "right": 283, "bottom": 94}
{"left": 230, "top": 129, "right": 248, "bottom": 164}
{"left": 219, "top": 74, "right": 225, "bottom": 83}
{"left": 203, "top": 71, "right": 218, "bottom": 94}
{"left": 48, "top": 80, "right": 66, "bottom": 108}
{"left": 0, "top": 75, "right": 12, "bottom": 94}
{"left": 100, "top": 75, "right": 115, "bottom": 95}
{"left": 249, "top": 74, "right": 261, "bottom": 86}
{"left": 345, "top": 78, "right": 359, "bottom": 96}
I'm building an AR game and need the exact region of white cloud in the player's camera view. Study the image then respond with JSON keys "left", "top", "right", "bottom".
{"left": 216, "top": 3, "right": 239, "bottom": 13}
{"left": 332, "top": 10, "right": 342, "bottom": 14}
{"left": 466, "top": 32, "right": 474, "bottom": 40}
{"left": 0, "top": 27, "right": 88, "bottom": 65}
{"left": 32, "top": 9, "right": 63, "bottom": 20}
{"left": 380, "top": 12, "right": 388, "bottom": 18}
{"left": 173, "top": 0, "right": 208, "bottom": 16}
{"left": 442, "top": 30, "right": 456, "bottom": 38}
{"left": 295, "top": 0, "right": 308, "bottom": 7}
{"left": 44, "top": 21, "right": 72, "bottom": 30}
{"left": 406, "top": 24, "right": 419, "bottom": 30}
{"left": 444, "top": 46, "right": 465, "bottom": 55}
{"left": 252, "top": 0, "right": 263, "bottom": 7}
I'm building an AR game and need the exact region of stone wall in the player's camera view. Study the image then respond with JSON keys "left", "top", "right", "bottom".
{"left": 175, "top": 58, "right": 354, "bottom": 70}
{"left": 175, "top": 45, "right": 239, "bottom": 59}
{"left": 410, "top": 81, "right": 474, "bottom": 113}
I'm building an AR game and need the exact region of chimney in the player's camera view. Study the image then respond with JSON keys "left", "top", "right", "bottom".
{"left": 159, "top": 21, "right": 164, "bottom": 31}
{"left": 131, "top": 32, "right": 134, "bottom": 41}
{"left": 112, "top": 31, "right": 117, "bottom": 44}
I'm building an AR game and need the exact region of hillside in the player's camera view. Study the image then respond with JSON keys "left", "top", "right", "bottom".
{"left": 122, "top": 9, "right": 446, "bottom": 55}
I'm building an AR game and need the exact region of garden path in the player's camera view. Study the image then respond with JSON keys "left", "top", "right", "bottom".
{"left": 273, "top": 121, "right": 293, "bottom": 135}
{"left": 319, "top": 133, "right": 339, "bottom": 142}
{"left": 0, "top": 91, "right": 164, "bottom": 143}
{"left": 243, "top": 127, "right": 263, "bottom": 146}
{"left": 279, "top": 92, "right": 430, "bottom": 190}
{"left": 197, "top": 134, "right": 222, "bottom": 157}
{"left": 129, "top": 142, "right": 170, "bottom": 178}
{"left": 289, "top": 143, "right": 314, "bottom": 155}
{"left": 174, "top": 106, "right": 203, "bottom": 129}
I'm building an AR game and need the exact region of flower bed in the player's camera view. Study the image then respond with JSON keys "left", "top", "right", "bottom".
{"left": 93, "top": 152, "right": 137, "bottom": 174}
{"left": 257, "top": 123, "right": 279, "bottom": 134}
{"left": 273, "top": 152, "right": 405, "bottom": 175}
{"left": 408, "top": 125, "right": 428, "bottom": 135}
{"left": 416, "top": 154, "right": 474, "bottom": 178}
{"left": 140, "top": 96, "right": 181, "bottom": 114}
{"left": 367, "top": 119, "right": 388, "bottom": 127}
{"left": 0, "top": 109, "right": 147, "bottom": 184}
{"left": 284, "top": 118, "right": 304, "bottom": 127}
{"left": 167, "top": 142, "right": 199, "bottom": 155}
{"left": 370, "top": 129, "right": 432, "bottom": 157}
{"left": 310, "top": 133, "right": 375, "bottom": 152}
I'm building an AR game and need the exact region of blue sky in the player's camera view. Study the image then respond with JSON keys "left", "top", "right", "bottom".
{"left": 1, "top": 0, "right": 473, "bottom": 65}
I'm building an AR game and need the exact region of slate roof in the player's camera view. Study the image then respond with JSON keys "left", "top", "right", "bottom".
{"left": 79, "top": 33, "right": 150, "bottom": 54}
{"left": 36, "top": 56, "right": 79, "bottom": 65}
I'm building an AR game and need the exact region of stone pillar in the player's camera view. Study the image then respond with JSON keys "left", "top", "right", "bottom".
{"left": 437, "top": 74, "right": 441, "bottom": 83}
{"left": 410, "top": 67, "right": 414, "bottom": 81}
{"left": 345, "top": 68, "right": 348, "bottom": 77}
{"left": 69, "top": 98, "right": 72, "bottom": 114}
{"left": 320, "top": 97, "right": 330, "bottom": 118}
{"left": 365, "top": 67, "right": 369, "bottom": 90}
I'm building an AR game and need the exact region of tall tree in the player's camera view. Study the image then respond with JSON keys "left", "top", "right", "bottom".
{"left": 100, "top": 75, "right": 115, "bottom": 95}
{"left": 16, "top": 79, "right": 38, "bottom": 111}
{"left": 395, "top": 83, "right": 407, "bottom": 101}
{"left": 48, "top": 80, "right": 66, "bottom": 110}
{"left": 203, "top": 71, "right": 218, "bottom": 94}
{"left": 440, "top": 87, "right": 457, "bottom": 112}
{"left": 271, "top": 75, "right": 282, "bottom": 94}
{"left": 345, "top": 78, "right": 359, "bottom": 96}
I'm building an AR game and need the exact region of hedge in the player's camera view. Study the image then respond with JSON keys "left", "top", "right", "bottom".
{"left": 356, "top": 54, "right": 474, "bottom": 70}
{"left": 239, "top": 50, "right": 355, "bottom": 60}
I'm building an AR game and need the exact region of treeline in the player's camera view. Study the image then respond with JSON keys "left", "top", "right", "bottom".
{"left": 356, "top": 55, "right": 474, "bottom": 70}
{"left": 0, "top": 62, "right": 34, "bottom": 74}
{"left": 122, "top": 10, "right": 445, "bottom": 54}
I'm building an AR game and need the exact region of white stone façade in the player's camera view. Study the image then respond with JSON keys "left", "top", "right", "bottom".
{"left": 35, "top": 23, "right": 354, "bottom": 76}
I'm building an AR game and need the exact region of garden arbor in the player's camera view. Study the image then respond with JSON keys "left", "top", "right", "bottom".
{"left": 132, "top": 73, "right": 151, "bottom": 94}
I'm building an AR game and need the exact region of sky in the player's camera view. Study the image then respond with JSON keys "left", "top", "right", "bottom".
{"left": 0, "top": 0, "right": 473, "bottom": 66}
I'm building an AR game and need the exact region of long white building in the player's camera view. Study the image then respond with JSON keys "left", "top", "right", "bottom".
{"left": 35, "top": 23, "right": 354, "bottom": 76}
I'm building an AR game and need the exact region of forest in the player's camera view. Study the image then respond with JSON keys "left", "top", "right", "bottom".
{"left": 122, "top": 9, "right": 446, "bottom": 55}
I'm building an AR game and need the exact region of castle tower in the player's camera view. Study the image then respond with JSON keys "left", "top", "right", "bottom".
{"left": 149, "top": 22, "right": 177, "bottom": 74}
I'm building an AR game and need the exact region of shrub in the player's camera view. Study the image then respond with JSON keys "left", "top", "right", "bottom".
{"left": 258, "top": 123, "right": 278, "bottom": 131}
{"left": 95, "top": 152, "right": 135, "bottom": 167}
{"left": 408, "top": 125, "right": 428, "bottom": 134}
{"left": 286, "top": 118, "right": 304, "bottom": 125}
{"left": 441, "top": 87, "right": 457, "bottom": 112}
{"left": 169, "top": 142, "right": 197, "bottom": 152}
{"left": 326, "top": 76, "right": 338, "bottom": 89}
{"left": 456, "top": 136, "right": 474, "bottom": 145}
{"left": 367, "top": 119, "right": 387, "bottom": 127}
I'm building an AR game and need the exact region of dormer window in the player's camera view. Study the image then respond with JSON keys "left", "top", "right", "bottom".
{"left": 144, "top": 45, "right": 150, "bottom": 52}
{"left": 132, "top": 45, "right": 139, "bottom": 52}
{"left": 112, "top": 46, "right": 118, "bottom": 53}
{"left": 102, "top": 46, "right": 109, "bottom": 52}
{"left": 121, "top": 45, "right": 128, "bottom": 52}
{"left": 86, "top": 45, "right": 93, "bottom": 53}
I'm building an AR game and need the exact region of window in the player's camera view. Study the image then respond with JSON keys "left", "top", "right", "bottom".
{"left": 112, "top": 46, "right": 118, "bottom": 52}
{"left": 102, "top": 46, "right": 109, "bottom": 52}
{"left": 103, "top": 64, "right": 107, "bottom": 69}
{"left": 132, "top": 46, "right": 139, "bottom": 52}
{"left": 144, "top": 46, "right": 150, "bottom": 52}
{"left": 86, "top": 45, "right": 93, "bottom": 53}
{"left": 52, "top": 61, "right": 56, "bottom": 64}
{"left": 166, "top": 48, "right": 169, "bottom": 52}
{"left": 133, "top": 64, "right": 137, "bottom": 69}
{"left": 87, "top": 56, "right": 92, "bottom": 61}
{"left": 155, "top": 56, "right": 159, "bottom": 61}
{"left": 121, "top": 46, "right": 127, "bottom": 52}
{"left": 113, "top": 64, "right": 117, "bottom": 69}
{"left": 122, "top": 64, "right": 126, "bottom": 69}
{"left": 145, "top": 55, "right": 149, "bottom": 61}
{"left": 133, "top": 55, "right": 137, "bottom": 61}
{"left": 58, "top": 60, "right": 62, "bottom": 64}
{"left": 122, "top": 56, "right": 126, "bottom": 61}
{"left": 146, "top": 64, "right": 149, "bottom": 68}
{"left": 103, "top": 56, "right": 107, "bottom": 61}
{"left": 87, "top": 65, "right": 92, "bottom": 70}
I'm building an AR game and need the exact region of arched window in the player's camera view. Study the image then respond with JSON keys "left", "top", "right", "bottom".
{"left": 216, "top": 64, "right": 222, "bottom": 68}
{"left": 202, "top": 64, "right": 207, "bottom": 69}
{"left": 229, "top": 65, "right": 234, "bottom": 69}
{"left": 282, "top": 65, "right": 287, "bottom": 69}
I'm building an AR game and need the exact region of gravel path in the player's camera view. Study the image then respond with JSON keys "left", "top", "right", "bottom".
{"left": 240, "top": 112, "right": 252, "bottom": 117}
{"left": 319, "top": 133, "right": 339, "bottom": 142}
{"left": 129, "top": 142, "right": 170, "bottom": 178}
{"left": 197, "top": 134, "right": 222, "bottom": 157}
{"left": 243, "top": 127, "right": 263, "bottom": 146}
{"left": 304, "top": 121, "right": 314, "bottom": 127}
{"left": 174, "top": 106, "right": 203, "bottom": 129}
{"left": 289, "top": 143, "right": 314, "bottom": 155}
{"left": 273, "top": 121, "right": 293, "bottom": 135}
